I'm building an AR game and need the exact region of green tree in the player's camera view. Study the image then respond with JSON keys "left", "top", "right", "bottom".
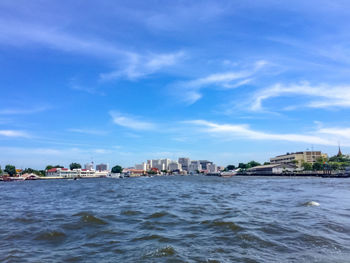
{"left": 263, "top": 162, "right": 270, "bottom": 165}
{"left": 226, "top": 165, "right": 236, "bottom": 171}
{"left": 238, "top": 163, "right": 247, "bottom": 169}
{"left": 0, "top": 165, "right": 2, "bottom": 174}
{"left": 69, "top": 163, "right": 82, "bottom": 170}
{"left": 111, "top": 165, "right": 123, "bottom": 173}
{"left": 247, "top": 161, "right": 261, "bottom": 168}
{"left": 301, "top": 162, "right": 312, "bottom": 171}
{"left": 4, "top": 165, "right": 16, "bottom": 176}
{"left": 312, "top": 162, "right": 323, "bottom": 171}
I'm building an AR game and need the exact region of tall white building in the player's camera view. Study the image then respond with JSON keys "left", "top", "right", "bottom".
{"left": 161, "top": 158, "right": 171, "bottom": 170}
{"left": 207, "top": 163, "right": 218, "bottom": 173}
{"left": 189, "top": 161, "right": 202, "bottom": 173}
{"left": 168, "top": 162, "right": 182, "bottom": 172}
{"left": 178, "top": 157, "right": 190, "bottom": 171}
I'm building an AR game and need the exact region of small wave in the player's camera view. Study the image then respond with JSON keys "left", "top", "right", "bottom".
{"left": 147, "top": 211, "right": 168, "bottom": 219}
{"left": 144, "top": 246, "right": 176, "bottom": 258}
{"left": 74, "top": 212, "right": 107, "bottom": 225}
{"left": 303, "top": 201, "right": 320, "bottom": 207}
{"left": 121, "top": 210, "right": 142, "bottom": 216}
{"left": 132, "top": 234, "right": 170, "bottom": 242}
{"left": 14, "top": 217, "right": 37, "bottom": 224}
{"left": 201, "top": 220, "right": 242, "bottom": 232}
{"left": 34, "top": 230, "right": 66, "bottom": 242}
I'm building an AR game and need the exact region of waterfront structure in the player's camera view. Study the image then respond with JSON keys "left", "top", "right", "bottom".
{"left": 96, "top": 163, "right": 108, "bottom": 171}
{"left": 270, "top": 151, "right": 328, "bottom": 167}
{"left": 207, "top": 163, "right": 218, "bottom": 173}
{"left": 168, "top": 161, "right": 182, "bottom": 172}
{"left": 178, "top": 157, "right": 190, "bottom": 171}
{"left": 247, "top": 164, "right": 296, "bottom": 174}
{"left": 84, "top": 163, "right": 94, "bottom": 170}
{"left": 46, "top": 167, "right": 97, "bottom": 178}
{"left": 189, "top": 161, "right": 202, "bottom": 173}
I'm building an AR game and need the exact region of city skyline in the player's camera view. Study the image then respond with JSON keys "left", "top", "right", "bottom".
{"left": 1, "top": 1, "right": 350, "bottom": 169}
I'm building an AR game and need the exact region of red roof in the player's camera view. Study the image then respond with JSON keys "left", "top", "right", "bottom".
{"left": 47, "top": 168, "right": 57, "bottom": 172}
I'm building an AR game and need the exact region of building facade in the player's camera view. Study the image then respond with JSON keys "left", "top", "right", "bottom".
{"left": 270, "top": 151, "right": 328, "bottom": 167}
{"left": 96, "top": 163, "right": 108, "bottom": 171}
{"left": 168, "top": 162, "right": 182, "bottom": 172}
{"left": 178, "top": 157, "right": 190, "bottom": 171}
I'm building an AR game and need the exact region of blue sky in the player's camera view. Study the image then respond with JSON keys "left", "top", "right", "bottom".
{"left": 1, "top": 0, "right": 350, "bottom": 169}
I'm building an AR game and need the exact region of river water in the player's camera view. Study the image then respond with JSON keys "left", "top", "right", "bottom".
{"left": 1, "top": 176, "right": 350, "bottom": 262}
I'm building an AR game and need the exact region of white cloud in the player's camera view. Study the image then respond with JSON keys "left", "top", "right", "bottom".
{"left": 185, "top": 120, "right": 338, "bottom": 146}
{"left": 110, "top": 111, "right": 156, "bottom": 130}
{"left": 67, "top": 128, "right": 108, "bottom": 136}
{"left": 0, "top": 106, "right": 48, "bottom": 115}
{"left": 100, "top": 50, "right": 185, "bottom": 81}
{"left": 251, "top": 82, "right": 350, "bottom": 111}
{"left": 0, "top": 130, "right": 30, "bottom": 138}
{"left": 173, "top": 60, "right": 268, "bottom": 104}
{"left": 0, "top": 20, "right": 184, "bottom": 81}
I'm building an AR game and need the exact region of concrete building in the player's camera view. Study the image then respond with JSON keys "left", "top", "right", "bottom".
{"left": 168, "top": 162, "right": 182, "bottom": 172}
{"left": 135, "top": 162, "right": 148, "bottom": 171}
{"left": 207, "top": 163, "right": 218, "bottom": 173}
{"left": 199, "top": 160, "right": 213, "bottom": 170}
{"left": 178, "top": 157, "right": 190, "bottom": 171}
{"left": 189, "top": 161, "right": 202, "bottom": 173}
{"left": 96, "top": 163, "right": 108, "bottom": 171}
{"left": 161, "top": 159, "right": 171, "bottom": 170}
{"left": 84, "top": 163, "right": 94, "bottom": 170}
{"left": 270, "top": 151, "right": 328, "bottom": 167}
{"left": 46, "top": 168, "right": 96, "bottom": 178}
{"left": 248, "top": 164, "right": 296, "bottom": 174}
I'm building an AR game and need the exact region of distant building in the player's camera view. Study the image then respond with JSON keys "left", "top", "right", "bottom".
{"left": 207, "top": 163, "right": 218, "bottom": 173}
{"left": 178, "top": 157, "right": 190, "bottom": 171}
{"left": 270, "top": 151, "right": 328, "bottom": 167}
{"left": 189, "top": 161, "right": 202, "bottom": 173}
{"left": 168, "top": 162, "right": 182, "bottom": 172}
{"left": 248, "top": 164, "right": 296, "bottom": 174}
{"left": 199, "top": 160, "right": 213, "bottom": 170}
{"left": 96, "top": 163, "right": 108, "bottom": 171}
{"left": 46, "top": 168, "right": 96, "bottom": 178}
{"left": 161, "top": 159, "right": 171, "bottom": 170}
{"left": 85, "top": 163, "right": 94, "bottom": 170}
{"left": 135, "top": 162, "right": 148, "bottom": 171}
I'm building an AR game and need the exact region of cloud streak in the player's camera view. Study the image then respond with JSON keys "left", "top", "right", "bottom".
{"left": 110, "top": 111, "right": 156, "bottom": 130}
{"left": 185, "top": 120, "right": 340, "bottom": 146}
{"left": 251, "top": 82, "right": 350, "bottom": 111}
{"left": 0, "top": 130, "right": 30, "bottom": 138}
{"left": 172, "top": 60, "right": 268, "bottom": 104}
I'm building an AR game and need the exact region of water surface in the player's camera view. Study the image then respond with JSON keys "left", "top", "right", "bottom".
{"left": 1, "top": 176, "right": 350, "bottom": 262}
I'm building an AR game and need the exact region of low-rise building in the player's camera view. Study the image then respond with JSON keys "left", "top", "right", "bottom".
{"left": 270, "top": 151, "right": 328, "bottom": 167}
{"left": 247, "top": 164, "right": 296, "bottom": 174}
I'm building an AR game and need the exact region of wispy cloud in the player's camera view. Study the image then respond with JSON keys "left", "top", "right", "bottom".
{"left": 251, "top": 82, "right": 350, "bottom": 111}
{"left": 185, "top": 120, "right": 339, "bottom": 146}
{"left": 172, "top": 60, "right": 268, "bottom": 104}
{"left": 67, "top": 128, "right": 109, "bottom": 136}
{"left": 99, "top": 50, "right": 185, "bottom": 81}
{"left": 0, "top": 20, "right": 184, "bottom": 81}
{"left": 0, "top": 130, "right": 30, "bottom": 138}
{"left": 110, "top": 111, "right": 156, "bottom": 130}
{"left": 0, "top": 106, "right": 48, "bottom": 115}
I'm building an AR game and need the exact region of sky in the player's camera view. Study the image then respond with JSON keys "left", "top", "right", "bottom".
{"left": 1, "top": 0, "right": 350, "bottom": 169}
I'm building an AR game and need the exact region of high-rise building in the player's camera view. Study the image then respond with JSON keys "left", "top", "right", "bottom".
{"left": 189, "top": 161, "right": 202, "bottom": 173}
{"left": 85, "top": 163, "right": 94, "bottom": 170}
{"left": 199, "top": 160, "right": 213, "bottom": 170}
{"left": 178, "top": 157, "right": 190, "bottom": 171}
{"left": 168, "top": 162, "right": 182, "bottom": 172}
{"left": 161, "top": 159, "right": 171, "bottom": 170}
{"left": 135, "top": 162, "right": 147, "bottom": 171}
{"left": 96, "top": 163, "right": 108, "bottom": 171}
{"left": 207, "top": 163, "right": 218, "bottom": 173}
